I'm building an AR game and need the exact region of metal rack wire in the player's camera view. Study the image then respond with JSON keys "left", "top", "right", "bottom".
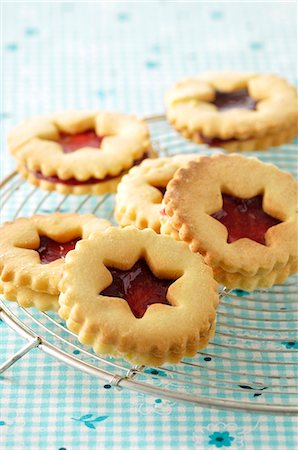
{"left": 0, "top": 115, "right": 297, "bottom": 414}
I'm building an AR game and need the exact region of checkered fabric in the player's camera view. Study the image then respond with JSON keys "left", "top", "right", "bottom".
{"left": 1, "top": 2, "right": 297, "bottom": 450}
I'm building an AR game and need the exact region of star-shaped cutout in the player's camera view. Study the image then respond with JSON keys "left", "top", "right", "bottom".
{"left": 211, "top": 194, "right": 281, "bottom": 245}
{"left": 212, "top": 89, "right": 257, "bottom": 112}
{"left": 36, "top": 236, "right": 80, "bottom": 264}
{"left": 58, "top": 130, "right": 104, "bottom": 153}
{"left": 101, "top": 259, "right": 174, "bottom": 318}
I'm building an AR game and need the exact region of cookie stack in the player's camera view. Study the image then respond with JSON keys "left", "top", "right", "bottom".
{"left": 0, "top": 214, "right": 110, "bottom": 311}
{"left": 115, "top": 153, "right": 298, "bottom": 290}
{"left": 0, "top": 215, "right": 218, "bottom": 366}
{"left": 165, "top": 72, "right": 298, "bottom": 151}
{"left": 8, "top": 110, "right": 155, "bottom": 195}
{"left": 1, "top": 70, "right": 297, "bottom": 366}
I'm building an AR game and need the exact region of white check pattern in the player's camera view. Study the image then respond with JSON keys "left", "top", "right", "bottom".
{"left": 1, "top": 2, "right": 297, "bottom": 450}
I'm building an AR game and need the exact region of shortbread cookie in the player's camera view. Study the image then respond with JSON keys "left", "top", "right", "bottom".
{"left": 161, "top": 153, "right": 298, "bottom": 290}
{"left": 58, "top": 226, "right": 218, "bottom": 366}
{"left": 8, "top": 110, "right": 156, "bottom": 194}
{"left": 166, "top": 72, "right": 298, "bottom": 151}
{"left": 0, "top": 214, "right": 110, "bottom": 309}
{"left": 115, "top": 154, "right": 197, "bottom": 232}
{"left": 0, "top": 280, "right": 59, "bottom": 311}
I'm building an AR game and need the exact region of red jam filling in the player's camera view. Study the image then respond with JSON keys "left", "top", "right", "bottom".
{"left": 36, "top": 236, "right": 81, "bottom": 264}
{"left": 211, "top": 194, "right": 281, "bottom": 245}
{"left": 59, "top": 130, "right": 104, "bottom": 153}
{"left": 101, "top": 260, "right": 173, "bottom": 318}
{"left": 198, "top": 134, "right": 239, "bottom": 147}
{"left": 198, "top": 90, "right": 256, "bottom": 147}
{"left": 30, "top": 153, "right": 149, "bottom": 186}
{"left": 212, "top": 89, "right": 257, "bottom": 112}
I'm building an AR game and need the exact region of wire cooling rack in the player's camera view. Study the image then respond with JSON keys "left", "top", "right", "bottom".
{"left": 0, "top": 115, "right": 297, "bottom": 414}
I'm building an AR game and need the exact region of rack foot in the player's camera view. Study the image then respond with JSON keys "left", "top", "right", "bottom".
{"left": 0, "top": 337, "right": 41, "bottom": 374}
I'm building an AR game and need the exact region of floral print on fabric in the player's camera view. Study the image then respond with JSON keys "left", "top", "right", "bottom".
{"left": 208, "top": 431, "right": 235, "bottom": 448}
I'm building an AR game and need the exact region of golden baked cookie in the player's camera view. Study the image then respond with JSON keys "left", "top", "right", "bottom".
{"left": 161, "top": 153, "right": 298, "bottom": 290}
{"left": 0, "top": 213, "right": 110, "bottom": 310}
{"left": 115, "top": 154, "right": 197, "bottom": 232}
{"left": 166, "top": 72, "right": 298, "bottom": 151}
{"left": 0, "top": 281, "right": 59, "bottom": 311}
{"left": 8, "top": 110, "right": 156, "bottom": 195}
{"left": 58, "top": 226, "right": 218, "bottom": 366}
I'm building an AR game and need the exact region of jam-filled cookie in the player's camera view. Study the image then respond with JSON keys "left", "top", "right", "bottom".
{"left": 8, "top": 110, "right": 155, "bottom": 195}
{"left": 161, "top": 153, "right": 298, "bottom": 290}
{"left": 0, "top": 281, "right": 59, "bottom": 311}
{"left": 166, "top": 72, "right": 298, "bottom": 151}
{"left": 115, "top": 154, "right": 197, "bottom": 232}
{"left": 58, "top": 226, "right": 218, "bottom": 366}
{"left": 0, "top": 214, "right": 110, "bottom": 310}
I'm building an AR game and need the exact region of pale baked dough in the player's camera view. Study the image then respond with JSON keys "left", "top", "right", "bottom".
{"left": 166, "top": 72, "right": 298, "bottom": 150}
{"left": 17, "top": 162, "right": 126, "bottom": 196}
{"left": 0, "top": 214, "right": 110, "bottom": 298}
{"left": 178, "top": 123, "right": 298, "bottom": 152}
{"left": 0, "top": 280, "right": 59, "bottom": 311}
{"left": 161, "top": 153, "right": 298, "bottom": 290}
{"left": 8, "top": 110, "right": 155, "bottom": 194}
{"left": 115, "top": 154, "right": 198, "bottom": 232}
{"left": 58, "top": 226, "right": 218, "bottom": 366}
{"left": 16, "top": 147, "right": 157, "bottom": 196}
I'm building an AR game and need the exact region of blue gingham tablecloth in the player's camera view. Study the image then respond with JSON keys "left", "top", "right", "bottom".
{"left": 1, "top": 2, "right": 297, "bottom": 449}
